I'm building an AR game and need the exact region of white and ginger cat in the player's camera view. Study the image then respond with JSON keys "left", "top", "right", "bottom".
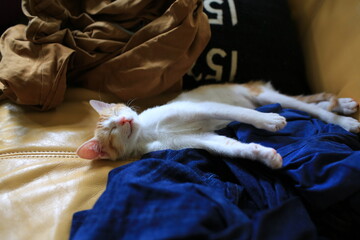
{"left": 76, "top": 81, "right": 360, "bottom": 169}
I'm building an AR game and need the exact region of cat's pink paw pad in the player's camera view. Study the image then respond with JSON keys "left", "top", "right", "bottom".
{"left": 266, "top": 150, "right": 283, "bottom": 169}
{"left": 338, "top": 98, "right": 358, "bottom": 115}
{"left": 249, "top": 143, "right": 283, "bottom": 169}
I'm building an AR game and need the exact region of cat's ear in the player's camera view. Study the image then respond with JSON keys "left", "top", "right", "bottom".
{"left": 89, "top": 100, "right": 113, "bottom": 114}
{"left": 76, "top": 138, "right": 108, "bottom": 160}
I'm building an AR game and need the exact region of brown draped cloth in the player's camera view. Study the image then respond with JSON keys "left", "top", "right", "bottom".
{"left": 0, "top": 0, "right": 210, "bottom": 110}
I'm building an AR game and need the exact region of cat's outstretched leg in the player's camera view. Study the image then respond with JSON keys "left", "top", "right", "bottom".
{"left": 180, "top": 134, "right": 282, "bottom": 169}
{"left": 169, "top": 102, "right": 287, "bottom": 132}
{"left": 256, "top": 90, "right": 360, "bottom": 133}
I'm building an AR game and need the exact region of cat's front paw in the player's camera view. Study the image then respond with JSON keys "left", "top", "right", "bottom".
{"left": 249, "top": 143, "right": 283, "bottom": 169}
{"left": 336, "top": 98, "right": 359, "bottom": 115}
{"left": 337, "top": 116, "right": 360, "bottom": 133}
{"left": 255, "top": 113, "right": 287, "bottom": 132}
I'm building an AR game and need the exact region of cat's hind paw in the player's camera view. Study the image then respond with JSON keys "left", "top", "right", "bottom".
{"left": 336, "top": 98, "right": 359, "bottom": 115}
{"left": 338, "top": 116, "right": 360, "bottom": 133}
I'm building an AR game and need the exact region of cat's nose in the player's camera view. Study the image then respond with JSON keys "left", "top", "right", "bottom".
{"left": 118, "top": 117, "right": 133, "bottom": 126}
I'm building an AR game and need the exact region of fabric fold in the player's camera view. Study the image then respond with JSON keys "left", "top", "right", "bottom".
{"left": 0, "top": 0, "right": 210, "bottom": 110}
{"left": 0, "top": 25, "right": 74, "bottom": 110}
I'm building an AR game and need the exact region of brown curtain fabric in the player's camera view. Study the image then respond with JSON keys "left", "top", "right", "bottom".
{"left": 0, "top": 0, "right": 210, "bottom": 110}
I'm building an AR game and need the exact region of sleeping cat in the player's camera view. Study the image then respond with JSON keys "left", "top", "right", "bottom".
{"left": 76, "top": 81, "right": 360, "bottom": 169}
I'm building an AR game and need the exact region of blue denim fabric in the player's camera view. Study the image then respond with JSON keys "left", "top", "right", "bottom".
{"left": 71, "top": 104, "right": 360, "bottom": 240}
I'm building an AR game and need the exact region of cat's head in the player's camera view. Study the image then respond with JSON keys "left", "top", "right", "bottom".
{"left": 76, "top": 100, "right": 140, "bottom": 161}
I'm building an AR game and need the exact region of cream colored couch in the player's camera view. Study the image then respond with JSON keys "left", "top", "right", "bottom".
{"left": 289, "top": 0, "right": 360, "bottom": 117}
{"left": 1, "top": 1, "right": 360, "bottom": 239}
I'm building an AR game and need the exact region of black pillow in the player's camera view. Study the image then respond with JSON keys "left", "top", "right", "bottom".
{"left": 183, "top": 0, "right": 310, "bottom": 95}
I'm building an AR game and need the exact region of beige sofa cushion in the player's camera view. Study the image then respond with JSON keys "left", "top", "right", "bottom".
{"left": 289, "top": 0, "right": 360, "bottom": 118}
{"left": 0, "top": 88, "right": 176, "bottom": 239}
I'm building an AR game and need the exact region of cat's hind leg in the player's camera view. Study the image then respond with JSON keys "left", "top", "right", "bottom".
{"left": 256, "top": 90, "right": 360, "bottom": 133}
{"left": 295, "top": 93, "right": 358, "bottom": 115}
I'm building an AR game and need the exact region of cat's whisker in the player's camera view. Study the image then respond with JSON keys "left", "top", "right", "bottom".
{"left": 130, "top": 105, "right": 140, "bottom": 113}
{"left": 126, "top": 99, "right": 136, "bottom": 107}
{"left": 125, "top": 99, "right": 140, "bottom": 113}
